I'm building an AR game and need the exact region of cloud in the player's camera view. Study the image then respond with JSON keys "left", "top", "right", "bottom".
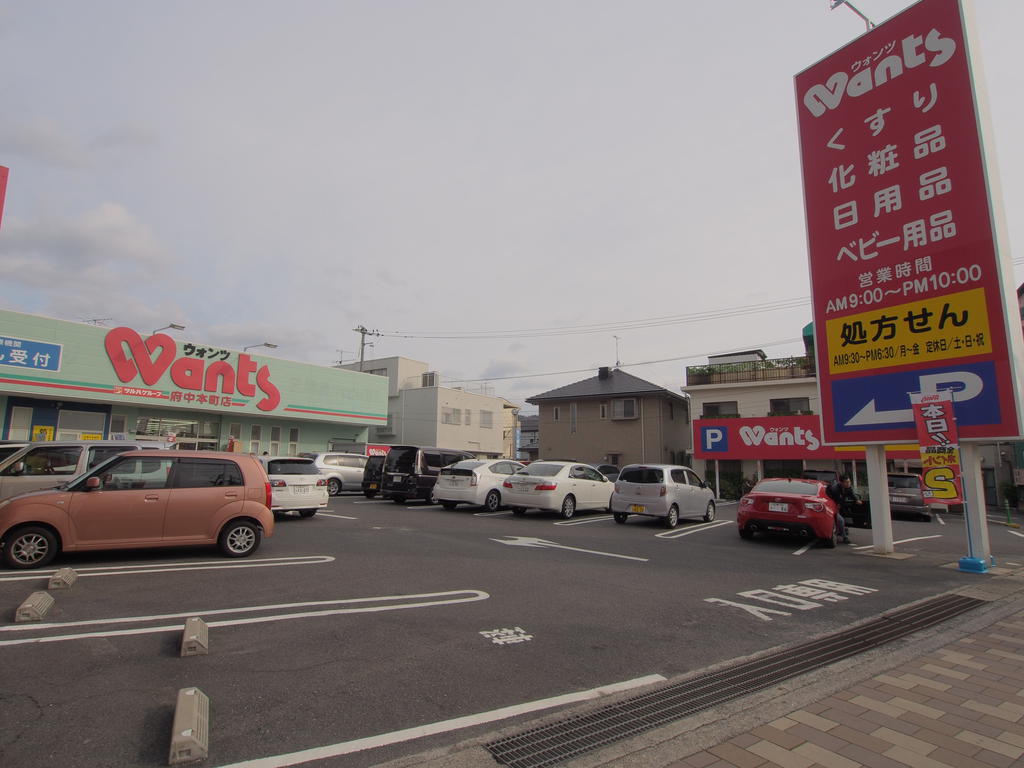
{"left": 0, "top": 120, "right": 157, "bottom": 168}
{"left": 0, "top": 204, "right": 175, "bottom": 320}
{"left": 0, "top": 119, "right": 92, "bottom": 168}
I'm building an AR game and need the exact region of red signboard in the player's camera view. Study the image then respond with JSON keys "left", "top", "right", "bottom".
{"left": 0, "top": 165, "right": 8, "bottom": 230}
{"left": 795, "top": 0, "right": 1023, "bottom": 445}
{"left": 694, "top": 417, "right": 918, "bottom": 461}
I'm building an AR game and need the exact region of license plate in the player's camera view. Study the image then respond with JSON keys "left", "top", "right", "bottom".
{"left": 369, "top": 482, "right": 378, "bottom": 490}
{"left": 294, "top": 486, "right": 309, "bottom": 494}
{"left": 768, "top": 502, "right": 789, "bottom": 512}
{"left": 890, "top": 495, "right": 908, "bottom": 504}
{"left": 629, "top": 504, "right": 646, "bottom": 514}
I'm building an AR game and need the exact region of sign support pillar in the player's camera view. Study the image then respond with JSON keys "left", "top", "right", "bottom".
{"left": 959, "top": 442, "right": 992, "bottom": 572}
{"left": 865, "top": 445, "right": 894, "bottom": 554}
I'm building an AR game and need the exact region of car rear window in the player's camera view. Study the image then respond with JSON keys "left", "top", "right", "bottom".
{"left": 385, "top": 448, "right": 418, "bottom": 473}
{"left": 889, "top": 475, "right": 921, "bottom": 489}
{"left": 753, "top": 479, "right": 822, "bottom": 495}
{"left": 517, "top": 463, "right": 563, "bottom": 477}
{"left": 267, "top": 459, "right": 320, "bottom": 475}
{"left": 619, "top": 467, "right": 664, "bottom": 484}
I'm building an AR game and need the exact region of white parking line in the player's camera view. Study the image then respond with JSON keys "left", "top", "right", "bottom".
{"left": 852, "top": 534, "right": 943, "bottom": 550}
{"left": 555, "top": 515, "right": 613, "bottom": 526}
{"left": 0, "top": 589, "right": 490, "bottom": 646}
{"left": 474, "top": 510, "right": 511, "bottom": 517}
{"left": 935, "top": 514, "right": 945, "bottom": 525}
{"left": 212, "top": 673, "right": 667, "bottom": 768}
{"left": 318, "top": 513, "right": 357, "bottom": 520}
{"left": 791, "top": 542, "right": 815, "bottom": 556}
{"left": 0, "top": 555, "right": 335, "bottom": 583}
{"left": 1008, "top": 530, "right": 1024, "bottom": 539}
{"left": 655, "top": 520, "right": 732, "bottom": 539}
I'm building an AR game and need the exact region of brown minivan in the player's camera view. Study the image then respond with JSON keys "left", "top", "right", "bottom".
{"left": 0, "top": 450, "right": 274, "bottom": 569}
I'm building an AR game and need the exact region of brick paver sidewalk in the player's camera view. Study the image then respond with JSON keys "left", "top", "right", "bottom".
{"left": 670, "top": 611, "right": 1024, "bottom": 768}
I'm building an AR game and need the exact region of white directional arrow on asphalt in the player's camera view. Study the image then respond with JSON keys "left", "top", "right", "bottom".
{"left": 490, "top": 536, "right": 648, "bottom": 562}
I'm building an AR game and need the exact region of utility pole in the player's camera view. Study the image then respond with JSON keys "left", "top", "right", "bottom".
{"left": 828, "top": 0, "right": 874, "bottom": 30}
{"left": 353, "top": 325, "right": 381, "bottom": 372}
{"left": 613, "top": 336, "right": 621, "bottom": 368}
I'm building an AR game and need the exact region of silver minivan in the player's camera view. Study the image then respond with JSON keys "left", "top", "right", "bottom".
{"left": 0, "top": 441, "right": 162, "bottom": 502}
{"left": 610, "top": 464, "right": 716, "bottom": 528}
{"left": 300, "top": 452, "right": 368, "bottom": 496}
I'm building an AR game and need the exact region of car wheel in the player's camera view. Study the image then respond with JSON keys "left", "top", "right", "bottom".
{"left": 2, "top": 525, "right": 59, "bottom": 569}
{"left": 392, "top": 496, "right": 406, "bottom": 504}
{"left": 298, "top": 509, "right": 317, "bottom": 518}
{"left": 821, "top": 520, "right": 837, "bottom": 549}
{"left": 665, "top": 505, "right": 679, "bottom": 528}
{"left": 364, "top": 491, "right": 377, "bottom": 499}
{"left": 920, "top": 513, "right": 932, "bottom": 522}
{"left": 219, "top": 520, "right": 261, "bottom": 558}
{"left": 738, "top": 525, "right": 754, "bottom": 540}
{"left": 559, "top": 495, "right": 576, "bottom": 520}
{"left": 484, "top": 489, "right": 501, "bottom": 512}
{"left": 512, "top": 507, "right": 526, "bottom": 516}
{"left": 441, "top": 501, "right": 458, "bottom": 510}
{"left": 327, "top": 478, "right": 342, "bottom": 496}
{"left": 613, "top": 512, "right": 628, "bottom": 524}
{"left": 703, "top": 501, "right": 716, "bottom": 522}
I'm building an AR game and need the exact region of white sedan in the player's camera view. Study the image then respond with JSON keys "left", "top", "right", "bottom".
{"left": 433, "top": 459, "right": 526, "bottom": 511}
{"left": 260, "top": 456, "right": 329, "bottom": 518}
{"left": 501, "top": 461, "right": 613, "bottom": 519}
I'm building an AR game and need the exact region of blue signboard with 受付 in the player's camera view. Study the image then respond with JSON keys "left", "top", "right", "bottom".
{"left": 0, "top": 336, "right": 62, "bottom": 372}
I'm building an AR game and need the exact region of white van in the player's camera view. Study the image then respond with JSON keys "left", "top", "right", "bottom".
{"left": 0, "top": 441, "right": 165, "bottom": 501}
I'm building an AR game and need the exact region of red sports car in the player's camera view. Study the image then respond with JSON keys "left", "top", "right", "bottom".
{"left": 737, "top": 478, "right": 841, "bottom": 547}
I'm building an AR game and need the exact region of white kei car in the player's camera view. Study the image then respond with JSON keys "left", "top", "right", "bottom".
{"left": 260, "top": 456, "right": 329, "bottom": 518}
{"left": 610, "top": 464, "right": 715, "bottom": 528}
{"left": 433, "top": 459, "right": 526, "bottom": 511}
{"left": 501, "top": 461, "right": 613, "bottom": 519}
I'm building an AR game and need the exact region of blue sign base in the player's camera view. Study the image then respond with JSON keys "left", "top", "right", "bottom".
{"left": 958, "top": 556, "right": 989, "bottom": 573}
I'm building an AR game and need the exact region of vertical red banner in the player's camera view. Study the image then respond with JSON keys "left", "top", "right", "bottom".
{"left": 911, "top": 391, "right": 964, "bottom": 504}
{"left": 0, "top": 165, "right": 8, "bottom": 230}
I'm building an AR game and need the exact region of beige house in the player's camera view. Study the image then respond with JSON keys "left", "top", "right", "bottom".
{"left": 526, "top": 367, "right": 691, "bottom": 467}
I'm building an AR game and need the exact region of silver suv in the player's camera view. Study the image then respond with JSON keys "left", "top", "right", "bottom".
{"left": 301, "top": 452, "right": 368, "bottom": 496}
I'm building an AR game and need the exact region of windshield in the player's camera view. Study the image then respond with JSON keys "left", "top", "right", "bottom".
{"left": 619, "top": 467, "right": 663, "bottom": 484}
{"left": 266, "top": 459, "right": 320, "bottom": 475}
{"left": 516, "top": 463, "right": 563, "bottom": 478}
{"left": 384, "top": 447, "right": 418, "bottom": 473}
{"left": 753, "top": 479, "right": 822, "bottom": 496}
{"left": 889, "top": 475, "right": 921, "bottom": 489}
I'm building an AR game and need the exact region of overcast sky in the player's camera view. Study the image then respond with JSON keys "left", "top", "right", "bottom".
{"left": 1, "top": 1, "right": 1020, "bottom": 412}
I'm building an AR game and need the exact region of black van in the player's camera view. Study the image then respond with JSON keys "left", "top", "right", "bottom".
{"left": 382, "top": 445, "right": 476, "bottom": 503}
{"left": 362, "top": 454, "right": 386, "bottom": 498}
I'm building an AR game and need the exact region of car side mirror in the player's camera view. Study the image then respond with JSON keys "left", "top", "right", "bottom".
{"left": 11, "top": 460, "right": 25, "bottom": 476}
{"left": 86, "top": 476, "right": 101, "bottom": 490}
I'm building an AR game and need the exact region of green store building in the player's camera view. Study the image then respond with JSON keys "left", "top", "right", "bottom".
{"left": 0, "top": 309, "right": 388, "bottom": 453}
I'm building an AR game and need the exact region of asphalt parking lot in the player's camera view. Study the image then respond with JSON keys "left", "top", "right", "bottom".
{"left": 2, "top": 495, "right": 1022, "bottom": 768}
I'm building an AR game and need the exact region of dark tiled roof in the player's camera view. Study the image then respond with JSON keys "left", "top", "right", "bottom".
{"left": 526, "top": 369, "right": 684, "bottom": 404}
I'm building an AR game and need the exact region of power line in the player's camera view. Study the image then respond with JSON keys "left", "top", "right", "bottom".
{"left": 442, "top": 336, "right": 804, "bottom": 385}
{"left": 377, "top": 297, "right": 811, "bottom": 340}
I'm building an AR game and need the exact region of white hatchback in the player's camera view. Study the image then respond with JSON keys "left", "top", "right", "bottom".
{"left": 433, "top": 459, "right": 525, "bottom": 511}
{"left": 502, "top": 461, "right": 613, "bottom": 519}
{"left": 610, "top": 464, "right": 715, "bottom": 528}
{"left": 260, "top": 456, "right": 329, "bottom": 518}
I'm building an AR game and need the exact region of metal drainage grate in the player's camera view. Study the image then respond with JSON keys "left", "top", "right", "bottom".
{"left": 486, "top": 593, "right": 985, "bottom": 768}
